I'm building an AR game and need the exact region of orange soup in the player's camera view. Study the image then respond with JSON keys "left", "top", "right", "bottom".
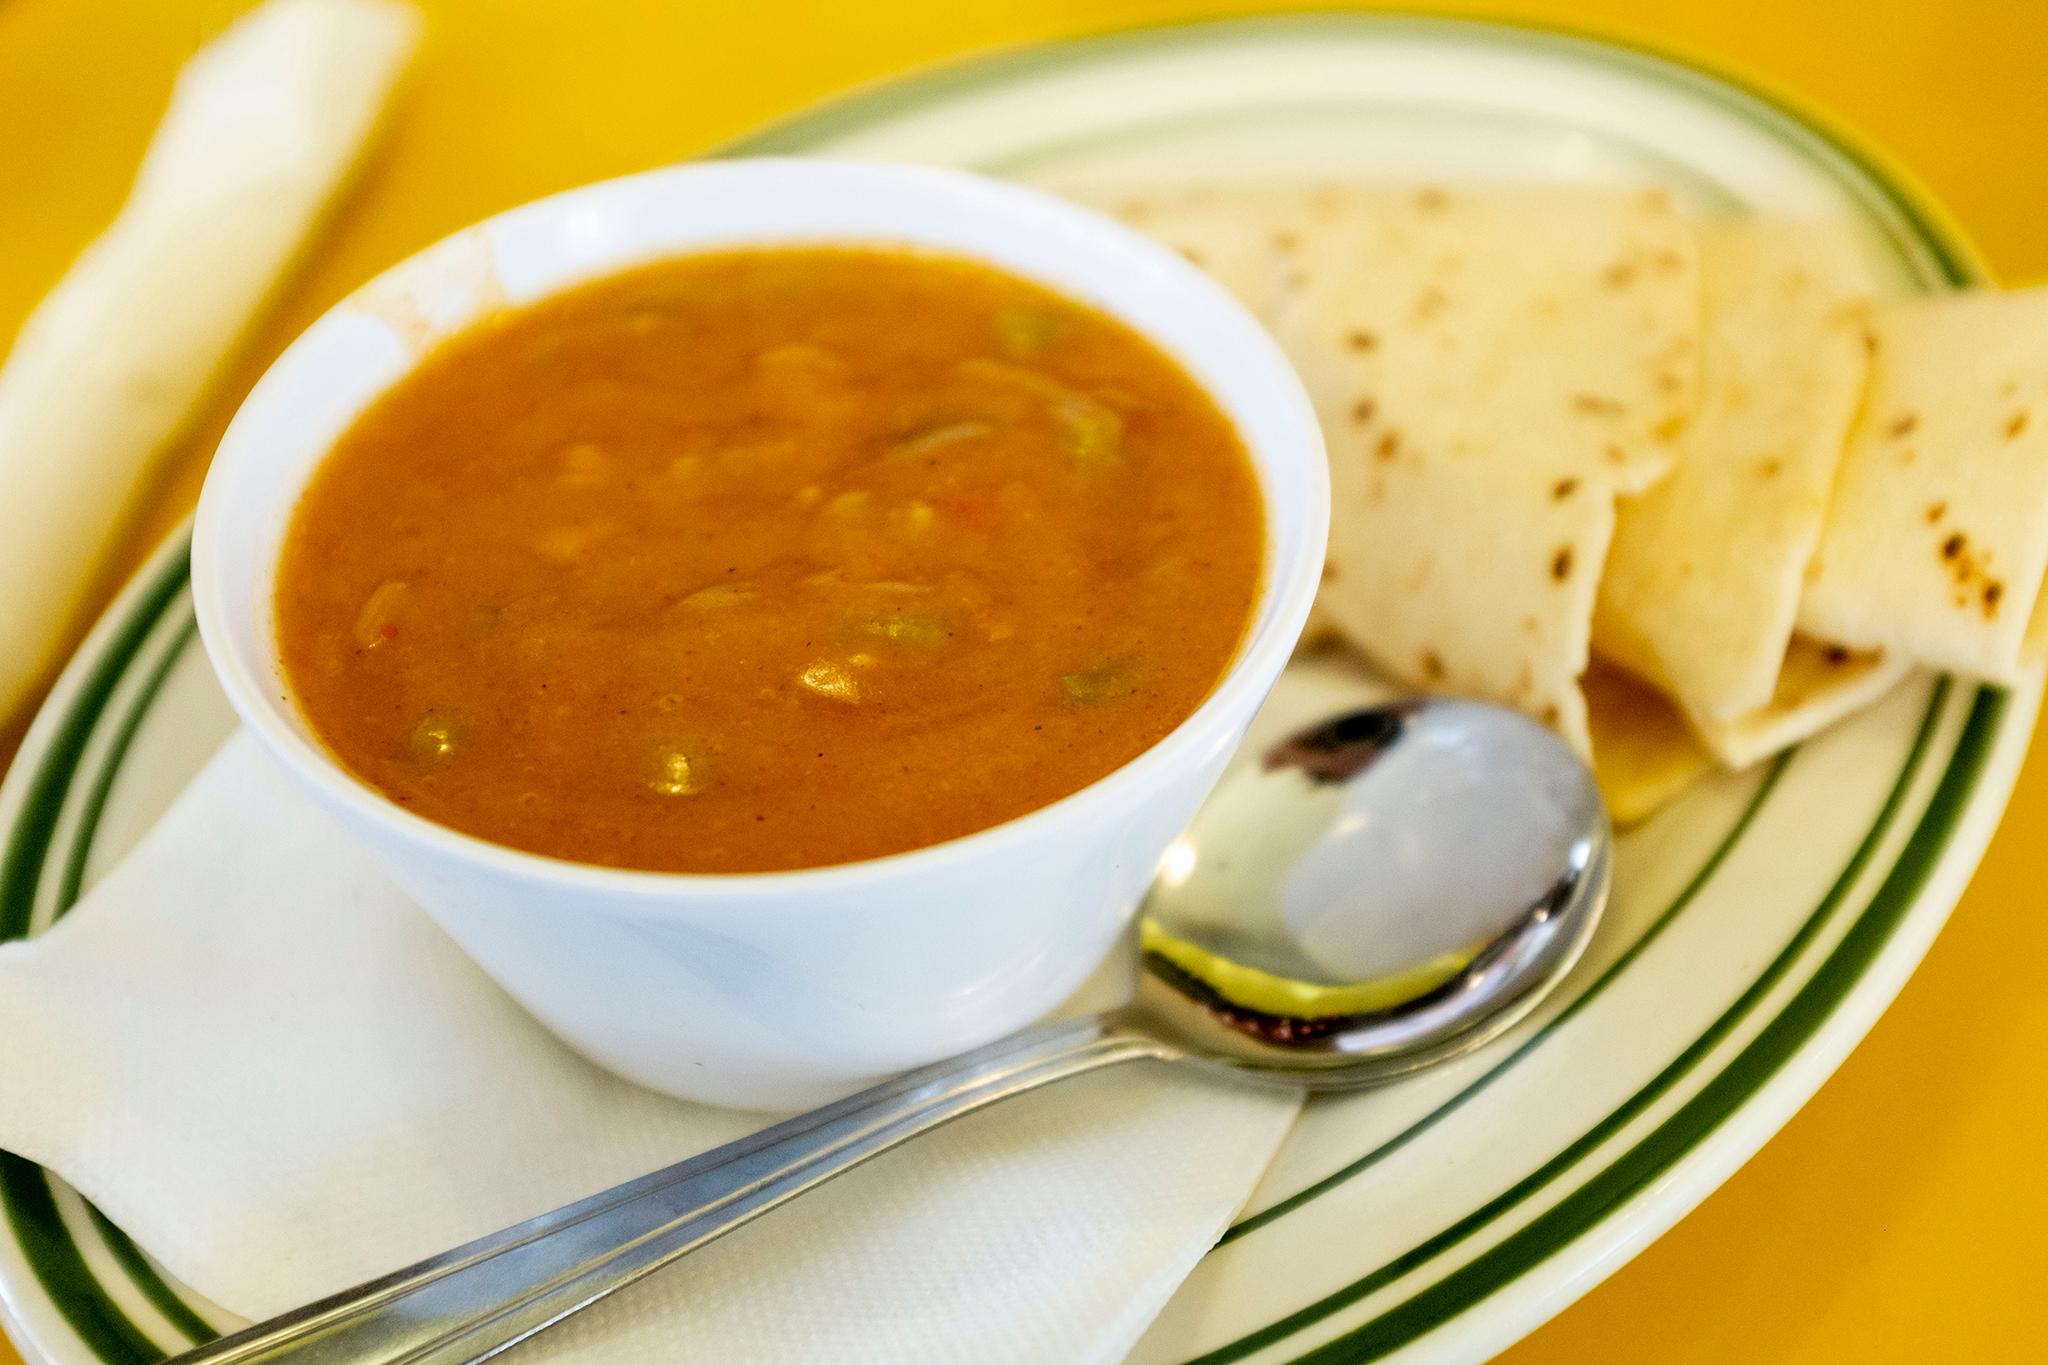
{"left": 275, "top": 247, "right": 1265, "bottom": 872}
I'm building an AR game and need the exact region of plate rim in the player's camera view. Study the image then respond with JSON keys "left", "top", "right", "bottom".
{"left": 0, "top": 12, "right": 2034, "bottom": 1365}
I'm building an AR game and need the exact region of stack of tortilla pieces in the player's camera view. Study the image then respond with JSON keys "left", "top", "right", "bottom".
{"left": 1074, "top": 182, "right": 2048, "bottom": 821}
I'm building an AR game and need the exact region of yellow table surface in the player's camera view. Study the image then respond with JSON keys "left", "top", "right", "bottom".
{"left": 3, "top": 1, "right": 2045, "bottom": 1359}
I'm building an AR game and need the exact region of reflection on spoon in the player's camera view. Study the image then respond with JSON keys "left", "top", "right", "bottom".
{"left": 1140, "top": 697, "right": 1606, "bottom": 1071}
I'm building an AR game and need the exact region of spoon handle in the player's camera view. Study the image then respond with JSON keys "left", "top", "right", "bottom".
{"left": 168, "top": 1012, "right": 1170, "bottom": 1365}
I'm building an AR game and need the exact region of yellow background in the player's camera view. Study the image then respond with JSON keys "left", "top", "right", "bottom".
{"left": 3, "top": 0, "right": 2045, "bottom": 1359}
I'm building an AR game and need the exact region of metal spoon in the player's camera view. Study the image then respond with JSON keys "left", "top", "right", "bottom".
{"left": 172, "top": 697, "right": 1609, "bottom": 1365}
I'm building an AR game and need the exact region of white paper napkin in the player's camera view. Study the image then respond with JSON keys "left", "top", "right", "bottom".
{"left": 0, "top": 732, "right": 1299, "bottom": 1363}
{"left": 0, "top": 0, "right": 417, "bottom": 721}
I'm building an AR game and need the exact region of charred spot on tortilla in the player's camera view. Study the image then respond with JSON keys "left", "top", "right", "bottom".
{"left": 1553, "top": 477, "right": 1579, "bottom": 500}
{"left": 1552, "top": 546, "right": 1575, "bottom": 582}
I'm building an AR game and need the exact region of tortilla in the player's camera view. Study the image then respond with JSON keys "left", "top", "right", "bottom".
{"left": 1799, "top": 286, "right": 2048, "bottom": 682}
{"left": 1685, "top": 638, "right": 1913, "bottom": 769}
{"left": 1282, "top": 186, "right": 1698, "bottom": 491}
{"left": 1264, "top": 186, "right": 1706, "bottom": 753}
{"left": 1594, "top": 219, "right": 1874, "bottom": 722}
{"left": 1085, "top": 183, "right": 1707, "bottom": 753}
{"left": 1582, "top": 658, "right": 1715, "bottom": 823}
{"left": 2026, "top": 585, "right": 2048, "bottom": 661}
{"left": 1309, "top": 420, "right": 1614, "bottom": 755}
{"left": 1087, "top": 179, "right": 1950, "bottom": 783}
{"left": 1085, "top": 183, "right": 1700, "bottom": 492}
{"left": 0, "top": 0, "right": 420, "bottom": 723}
{"left": 1092, "top": 185, "right": 1293, "bottom": 319}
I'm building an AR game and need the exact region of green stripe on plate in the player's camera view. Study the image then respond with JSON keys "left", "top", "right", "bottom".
{"left": 81, "top": 1211, "right": 212, "bottom": 1351}
{"left": 0, "top": 553, "right": 190, "bottom": 941}
{"left": 0, "top": 1162, "right": 160, "bottom": 1365}
{"left": 1189, "top": 678, "right": 1957, "bottom": 1364}
{"left": 59, "top": 621, "right": 218, "bottom": 1352}
{"left": 0, "top": 551, "right": 194, "bottom": 1364}
{"left": 1289, "top": 685, "right": 2004, "bottom": 1365}
{"left": 53, "top": 620, "right": 201, "bottom": 918}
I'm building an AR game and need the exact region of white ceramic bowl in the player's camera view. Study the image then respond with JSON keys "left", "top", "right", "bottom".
{"left": 192, "top": 159, "right": 1328, "bottom": 1110}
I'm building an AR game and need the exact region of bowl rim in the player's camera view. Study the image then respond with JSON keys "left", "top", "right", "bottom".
{"left": 191, "top": 156, "right": 1330, "bottom": 902}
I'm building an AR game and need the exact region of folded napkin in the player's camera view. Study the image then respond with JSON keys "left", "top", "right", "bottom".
{"left": 0, "top": 732, "right": 1299, "bottom": 1363}
{"left": 0, "top": 0, "right": 418, "bottom": 723}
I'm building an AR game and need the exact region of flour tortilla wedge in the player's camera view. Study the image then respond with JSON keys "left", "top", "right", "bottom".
{"left": 1268, "top": 184, "right": 1698, "bottom": 497}
{"left": 1686, "top": 638, "right": 1912, "bottom": 769}
{"left": 1082, "top": 183, "right": 1701, "bottom": 495}
{"left": 1084, "top": 183, "right": 1707, "bottom": 752}
{"left": 1087, "top": 180, "right": 1937, "bottom": 777}
{"left": 1799, "top": 286, "right": 2048, "bottom": 682}
{"left": 1310, "top": 425, "right": 1614, "bottom": 757}
{"left": 1084, "top": 185, "right": 1294, "bottom": 319}
{"left": 1264, "top": 186, "right": 1706, "bottom": 754}
{"left": 1595, "top": 219, "right": 1874, "bottom": 722}
{"left": 0, "top": 0, "right": 420, "bottom": 723}
{"left": 1582, "top": 658, "right": 1715, "bottom": 823}
{"left": 2026, "top": 584, "right": 2048, "bottom": 662}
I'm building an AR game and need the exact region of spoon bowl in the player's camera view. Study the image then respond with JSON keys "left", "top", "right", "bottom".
{"left": 1132, "top": 698, "right": 1609, "bottom": 1087}
{"left": 171, "top": 696, "right": 1610, "bottom": 1365}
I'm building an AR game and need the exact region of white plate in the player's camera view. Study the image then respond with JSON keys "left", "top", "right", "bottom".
{"left": 1, "top": 14, "right": 2037, "bottom": 1364}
